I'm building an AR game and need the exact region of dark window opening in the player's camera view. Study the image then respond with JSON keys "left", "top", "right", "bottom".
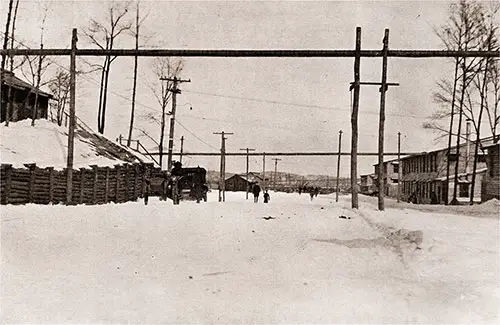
{"left": 459, "top": 183, "right": 469, "bottom": 198}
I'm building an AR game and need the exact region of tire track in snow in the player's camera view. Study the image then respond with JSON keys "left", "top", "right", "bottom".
{"left": 348, "top": 208, "right": 423, "bottom": 267}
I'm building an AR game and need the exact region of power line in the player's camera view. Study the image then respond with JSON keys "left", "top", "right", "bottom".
{"left": 175, "top": 120, "right": 218, "bottom": 150}
{"left": 182, "top": 89, "right": 431, "bottom": 119}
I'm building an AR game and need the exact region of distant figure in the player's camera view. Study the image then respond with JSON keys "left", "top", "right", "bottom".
{"left": 309, "top": 190, "right": 315, "bottom": 201}
{"left": 143, "top": 178, "right": 151, "bottom": 205}
{"left": 263, "top": 191, "right": 270, "bottom": 203}
{"left": 171, "top": 161, "right": 183, "bottom": 176}
{"left": 252, "top": 184, "right": 261, "bottom": 203}
{"left": 202, "top": 185, "right": 209, "bottom": 202}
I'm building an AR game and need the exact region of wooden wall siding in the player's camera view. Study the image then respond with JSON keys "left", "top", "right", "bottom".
{"left": 0, "top": 163, "right": 152, "bottom": 205}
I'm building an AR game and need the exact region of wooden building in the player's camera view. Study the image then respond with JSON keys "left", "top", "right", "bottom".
{"left": 373, "top": 159, "right": 400, "bottom": 198}
{"left": 481, "top": 141, "right": 500, "bottom": 202}
{"left": 360, "top": 173, "right": 376, "bottom": 195}
{"left": 400, "top": 140, "right": 488, "bottom": 205}
{"left": 1, "top": 70, "right": 52, "bottom": 122}
{"left": 225, "top": 172, "right": 263, "bottom": 192}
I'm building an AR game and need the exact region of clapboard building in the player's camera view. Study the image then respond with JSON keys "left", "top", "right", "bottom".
{"left": 400, "top": 139, "right": 488, "bottom": 204}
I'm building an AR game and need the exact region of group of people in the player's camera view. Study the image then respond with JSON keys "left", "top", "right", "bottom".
{"left": 251, "top": 183, "right": 270, "bottom": 203}
{"left": 298, "top": 186, "right": 321, "bottom": 201}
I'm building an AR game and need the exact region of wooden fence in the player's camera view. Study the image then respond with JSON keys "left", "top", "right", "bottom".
{"left": 0, "top": 162, "right": 159, "bottom": 205}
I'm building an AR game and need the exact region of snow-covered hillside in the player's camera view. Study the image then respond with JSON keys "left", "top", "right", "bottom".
{"left": 0, "top": 119, "right": 152, "bottom": 169}
{"left": 1, "top": 192, "right": 499, "bottom": 324}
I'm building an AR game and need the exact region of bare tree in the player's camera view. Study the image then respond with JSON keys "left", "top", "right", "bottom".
{"left": 1, "top": 0, "right": 14, "bottom": 126}
{"left": 425, "top": 0, "right": 496, "bottom": 204}
{"left": 29, "top": 3, "right": 50, "bottom": 126}
{"left": 48, "top": 68, "right": 70, "bottom": 126}
{"left": 127, "top": 1, "right": 150, "bottom": 147}
{"left": 83, "top": 1, "right": 132, "bottom": 134}
{"left": 468, "top": 5, "right": 499, "bottom": 203}
{"left": 484, "top": 48, "right": 500, "bottom": 141}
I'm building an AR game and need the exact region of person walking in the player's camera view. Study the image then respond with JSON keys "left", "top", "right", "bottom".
{"left": 252, "top": 183, "right": 261, "bottom": 203}
{"left": 263, "top": 190, "right": 270, "bottom": 203}
{"left": 143, "top": 177, "right": 151, "bottom": 205}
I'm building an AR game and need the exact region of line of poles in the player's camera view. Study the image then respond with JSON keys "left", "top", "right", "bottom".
{"left": 3, "top": 27, "right": 496, "bottom": 206}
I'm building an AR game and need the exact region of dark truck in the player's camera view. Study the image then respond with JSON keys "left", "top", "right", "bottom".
{"left": 149, "top": 165, "right": 208, "bottom": 204}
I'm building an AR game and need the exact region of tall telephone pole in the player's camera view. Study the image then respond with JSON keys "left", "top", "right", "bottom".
{"left": 179, "top": 136, "right": 184, "bottom": 164}
{"left": 240, "top": 147, "right": 255, "bottom": 199}
{"left": 336, "top": 130, "right": 343, "bottom": 202}
{"left": 66, "top": 28, "right": 77, "bottom": 204}
{"left": 160, "top": 76, "right": 191, "bottom": 171}
{"left": 377, "top": 29, "right": 390, "bottom": 211}
{"left": 272, "top": 158, "right": 281, "bottom": 191}
{"left": 350, "top": 27, "right": 362, "bottom": 209}
{"left": 214, "top": 131, "right": 233, "bottom": 202}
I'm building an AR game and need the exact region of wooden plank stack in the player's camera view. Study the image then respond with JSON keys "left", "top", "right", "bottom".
{"left": 0, "top": 162, "right": 157, "bottom": 205}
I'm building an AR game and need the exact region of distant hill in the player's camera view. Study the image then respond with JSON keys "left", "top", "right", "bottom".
{"left": 206, "top": 170, "right": 350, "bottom": 191}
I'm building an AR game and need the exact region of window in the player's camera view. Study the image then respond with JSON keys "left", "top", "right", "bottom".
{"left": 459, "top": 183, "right": 470, "bottom": 198}
{"left": 448, "top": 153, "right": 458, "bottom": 162}
{"left": 478, "top": 154, "right": 486, "bottom": 163}
{"left": 393, "top": 164, "right": 399, "bottom": 173}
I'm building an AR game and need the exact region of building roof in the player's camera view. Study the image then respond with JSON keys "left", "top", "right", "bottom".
{"left": 400, "top": 136, "right": 495, "bottom": 161}
{"left": 1, "top": 70, "right": 52, "bottom": 98}
{"left": 225, "top": 172, "right": 264, "bottom": 182}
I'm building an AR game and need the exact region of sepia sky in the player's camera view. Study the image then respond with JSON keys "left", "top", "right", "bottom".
{"left": 2, "top": 0, "right": 476, "bottom": 176}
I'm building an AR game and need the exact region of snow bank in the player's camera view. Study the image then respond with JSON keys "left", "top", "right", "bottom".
{"left": 0, "top": 119, "right": 150, "bottom": 169}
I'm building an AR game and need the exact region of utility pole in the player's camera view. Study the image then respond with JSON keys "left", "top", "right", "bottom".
{"left": 336, "top": 130, "right": 343, "bottom": 202}
{"left": 214, "top": 131, "right": 233, "bottom": 202}
{"left": 272, "top": 158, "right": 281, "bottom": 191}
{"left": 397, "top": 132, "right": 401, "bottom": 203}
{"left": 349, "top": 29, "right": 398, "bottom": 211}
{"left": 160, "top": 76, "right": 191, "bottom": 171}
{"left": 377, "top": 29, "right": 389, "bottom": 212}
{"left": 350, "top": 27, "right": 362, "bottom": 209}
{"left": 66, "top": 28, "right": 77, "bottom": 204}
{"left": 179, "top": 136, "right": 184, "bottom": 164}
{"left": 240, "top": 147, "right": 255, "bottom": 199}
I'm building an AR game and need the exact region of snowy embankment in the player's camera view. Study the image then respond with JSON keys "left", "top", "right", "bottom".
{"left": 1, "top": 192, "right": 499, "bottom": 324}
{"left": 0, "top": 119, "right": 150, "bottom": 169}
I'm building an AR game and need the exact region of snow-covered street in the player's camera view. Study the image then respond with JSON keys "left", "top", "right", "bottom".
{"left": 1, "top": 192, "right": 499, "bottom": 324}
